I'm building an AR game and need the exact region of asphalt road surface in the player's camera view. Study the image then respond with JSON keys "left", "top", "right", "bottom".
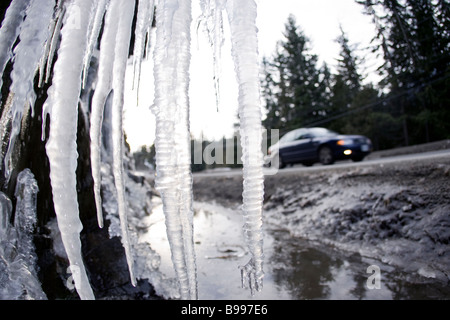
{"left": 194, "top": 149, "right": 450, "bottom": 178}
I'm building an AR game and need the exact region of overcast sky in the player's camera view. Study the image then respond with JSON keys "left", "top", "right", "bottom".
{"left": 124, "top": 0, "right": 378, "bottom": 152}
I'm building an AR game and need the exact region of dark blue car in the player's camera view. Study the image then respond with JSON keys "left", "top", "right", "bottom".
{"left": 266, "top": 127, "right": 372, "bottom": 168}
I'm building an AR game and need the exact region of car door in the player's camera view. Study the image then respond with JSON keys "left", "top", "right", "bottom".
{"left": 278, "top": 129, "right": 302, "bottom": 162}
{"left": 280, "top": 130, "right": 314, "bottom": 162}
{"left": 290, "top": 132, "right": 316, "bottom": 161}
{"left": 295, "top": 132, "right": 316, "bottom": 160}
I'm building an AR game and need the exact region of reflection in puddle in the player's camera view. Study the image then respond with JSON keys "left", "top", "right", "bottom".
{"left": 268, "top": 229, "right": 389, "bottom": 300}
{"left": 140, "top": 198, "right": 450, "bottom": 300}
{"left": 268, "top": 229, "right": 450, "bottom": 300}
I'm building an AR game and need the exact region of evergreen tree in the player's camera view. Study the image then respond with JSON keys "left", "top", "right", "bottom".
{"left": 261, "top": 15, "right": 330, "bottom": 133}
{"left": 336, "top": 26, "right": 363, "bottom": 95}
{"left": 328, "top": 27, "right": 365, "bottom": 132}
{"left": 356, "top": 0, "right": 450, "bottom": 145}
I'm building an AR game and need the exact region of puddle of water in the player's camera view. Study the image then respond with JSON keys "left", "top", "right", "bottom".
{"left": 140, "top": 199, "right": 450, "bottom": 300}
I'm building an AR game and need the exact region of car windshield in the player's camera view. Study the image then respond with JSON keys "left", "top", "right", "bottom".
{"left": 279, "top": 129, "right": 306, "bottom": 143}
{"left": 278, "top": 128, "right": 338, "bottom": 144}
{"left": 309, "top": 128, "right": 338, "bottom": 137}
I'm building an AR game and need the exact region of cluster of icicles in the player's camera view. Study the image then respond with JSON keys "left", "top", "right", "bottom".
{"left": 0, "top": 0, "right": 264, "bottom": 300}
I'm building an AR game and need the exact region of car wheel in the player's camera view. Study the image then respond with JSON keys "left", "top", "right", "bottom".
{"left": 319, "top": 146, "right": 334, "bottom": 165}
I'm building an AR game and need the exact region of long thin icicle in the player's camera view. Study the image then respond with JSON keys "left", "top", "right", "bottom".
{"left": 38, "top": 12, "right": 57, "bottom": 88}
{"left": 90, "top": 0, "right": 120, "bottom": 229}
{"left": 111, "top": 0, "right": 137, "bottom": 287}
{"left": 81, "top": 0, "right": 109, "bottom": 89}
{"left": 153, "top": 0, "right": 197, "bottom": 300}
{"left": 226, "top": 0, "right": 265, "bottom": 295}
{"left": 132, "top": 0, "right": 155, "bottom": 100}
{"left": 40, "top": 5, "right": 66, "bottom": 141}
{"left": 44, "top": 0, "right": 95, "bottom": 300}
{"left": 199, "top": 0, "right": 225, "bottom": 111}
{"left": 38, "top": 0, "right": 67, "bottom": 88}
{"left": 44, "top": 4, "right": 66, "bottom": 86}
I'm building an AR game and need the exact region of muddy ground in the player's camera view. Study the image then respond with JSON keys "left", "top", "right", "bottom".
{"left": 192, "top": 153, "right": 450, "bottom": 286}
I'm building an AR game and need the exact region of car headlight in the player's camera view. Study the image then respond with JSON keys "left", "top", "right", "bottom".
{"left": 337, "top": 139, "right": 353, "bottom": 146}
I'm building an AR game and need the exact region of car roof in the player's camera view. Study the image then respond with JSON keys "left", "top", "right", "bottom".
{"left": 283, "top": 127, "right": 336, "bottom": 135}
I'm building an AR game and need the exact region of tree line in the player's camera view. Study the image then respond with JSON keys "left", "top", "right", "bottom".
{"left": 262, "top": 0, "right": 449, "bottom": 151}
{"left": 136, "top": 0, "right": 449, "bottom": 171}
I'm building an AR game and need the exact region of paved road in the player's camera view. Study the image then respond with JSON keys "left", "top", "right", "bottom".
{"left": 194, "top": 149, "right": 450, "bottom": 178}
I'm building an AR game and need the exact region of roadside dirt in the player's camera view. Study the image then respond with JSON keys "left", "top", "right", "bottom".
{"left": 193, "top": 154, "right": 450, "bottom": 284}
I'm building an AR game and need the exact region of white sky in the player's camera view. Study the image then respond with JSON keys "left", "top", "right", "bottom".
{"left": 124, "top": 0, "right": 378, "bottom": 152}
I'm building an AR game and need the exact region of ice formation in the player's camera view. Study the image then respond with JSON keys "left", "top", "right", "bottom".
{"left": 82, "top": 0, "right": 110, "bottom": 89}
{"left": 0, "top": 0, "right": 29, "bottom": 99}
{"left": 43, "top": 0, "right": 96, "bottom": 300}
{"left": 90, "top": 0, "right": 138, "bottom": 287}
{"left": 199, "top": 0, "right": 225, "bottom": 111}
{"left": 152, "top": 0, "right": 198, "bottom": 300}
{"left": 90, "top": 0, "right": 118, "bottom": 230}
{"left": 198, "top": 0, "right": 265, "bottom": 295}
{"left": 0, "top": 169, "right": 46, "bottom": 299}
{"left": 4, "top": 0, "right": 55, "bottom": 179}
{"left": 132, "top": 0, "right": 155, "bottom": 99}
{"left": 110, "top": 0, "right": 138, "bottom": 287}
{"left": 225, "top": 0, "right": 265, "bottom": 294}
{"left": 0, "top": 0, "right": 265, "bottom": 300}
{"left": 40, "top": 2, "right": 66, "bottom": 87}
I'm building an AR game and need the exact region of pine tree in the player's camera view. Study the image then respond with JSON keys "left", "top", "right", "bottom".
{"left": 329, "top": 27, "right": 364, "bottom": 132}
{"left": 356, "top": 0, "right": 450, "bottom": 145}
{"left": 261, "top": 15, "right": 330, "bottom": 133}
{"left": 336, "top": 26, "right": 363, "bottom": 95}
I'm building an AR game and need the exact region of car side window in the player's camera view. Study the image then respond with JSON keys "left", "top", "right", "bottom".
{"left": 281, "top": 130, "right": 300, "bottom": 142}
{"left": 293, "top": 130, "right": 307, "bottom": 140}
{"left": 296, "top": 131, "right": 312, "bottom": 140}
{"left": 300, "top": 133, "right": 313, "bottom": 139}
{"left": 280, "top": 131, "right": 294, "bottom": 142}
{"left": 281, "top": 129, "right": 312, "bottom": 142}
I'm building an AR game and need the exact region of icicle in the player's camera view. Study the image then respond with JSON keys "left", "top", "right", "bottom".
{"left": 199, "top": 0, "right": 226, "bottom": 111}
{"left": 38, "top": 0, "right": 67, "bottom": 88}
{"left": 89, "top": 0, "right": 137, "bottom": 287}
{"left": 226, "top": 0, "right": 264, "bottom": 295}
{"left": 44, "top": 0, "right": 96, "bottom": 300}
{"left": 144, "top": 4, "right": 155, "bottom": 61}
{"left": 3, "top": 0, "right": 56, "bottom": 180}
{"left": 90, "top": 0, "right": 121, "bottom": 230}
{"left": 132, "top": 0, "right": 155, "bottom": 101}
{"left": 110, "top": 0, "right": 137, "bottom": 287}
{"left": 38, "top": 16, "right": 57, "bottom": 88}
{"left": 44, "top": 4, "right": 66, "bottom": 86}
{"left": 0, "top": 0, "right": 30, "bottom": 100}
{"left": 153, "top": 0, "right": 197, "bottom": 300}
{"left": 81, "top": 0, "right": 109, "bottom": 89}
